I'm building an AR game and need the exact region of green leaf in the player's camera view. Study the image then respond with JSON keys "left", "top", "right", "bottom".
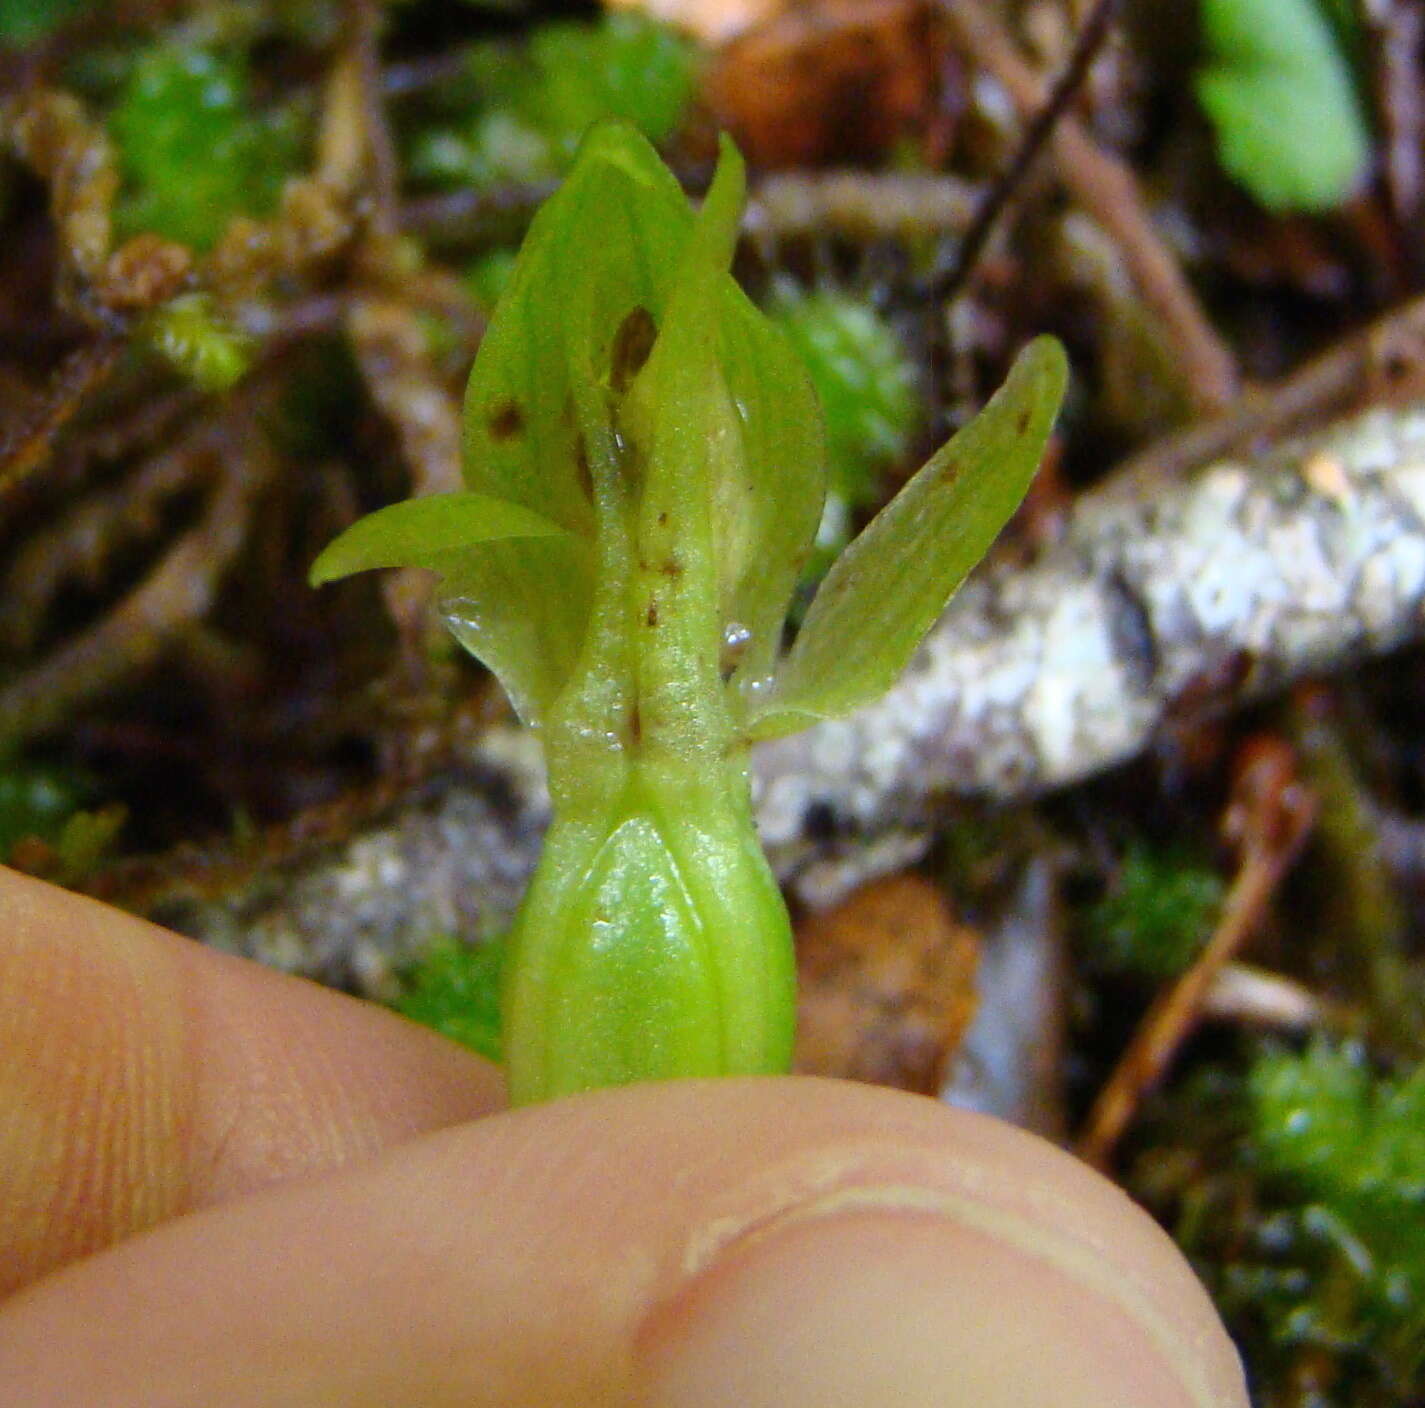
{"left": 460, "top": 122, "right": 691, "bottom": 531}
{"left": 309, "top": 493, "right": 589, "bottom": 724}
{"left": 437, "top": 536, "right": 595, "bottom": 725}
{"left": 1196, "top": 0, "right": 1370, "bottom": 213}
{"left": 307, "top": 491, "right": 570, "bottom": 585}
{"left": 747, "top": 336, "right": 1067, "bottom": 740}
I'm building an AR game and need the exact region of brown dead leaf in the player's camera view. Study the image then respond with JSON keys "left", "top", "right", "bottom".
{"left": 794, "top": 872, "right": 980, "bottom": 1095}
{"left": 702, "top": 0, "right": 946, "bottom": 168}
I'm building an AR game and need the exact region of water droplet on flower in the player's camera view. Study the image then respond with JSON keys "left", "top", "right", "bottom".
{"left": 723, "top": 621, "right": 752, "bottom": 653}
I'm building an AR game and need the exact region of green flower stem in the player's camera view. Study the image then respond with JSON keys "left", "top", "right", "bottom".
{"left": 504, "top": 361, "right": 794, "bottom": 1105}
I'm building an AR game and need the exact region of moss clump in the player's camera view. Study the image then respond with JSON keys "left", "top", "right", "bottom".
{"left": 1234, "top": 1041, "right": 1425, "bottom": 1395}
{"left": 1085, "top": 842, "right": 1223, "bottom": 978}
{"left": 408, "top": 14, "right": 697, "bottom": 190}
{"left": 395, "top": 937, "right": 505, "bottom": 1062}
{"left": 142, "top": 293, "right": 253, "bottom": 392}
{"left": 767, "top": 285, "right": 920, "bottom": 582}
{"left": 111, "top": 44, "right": 303, "bottom": 251}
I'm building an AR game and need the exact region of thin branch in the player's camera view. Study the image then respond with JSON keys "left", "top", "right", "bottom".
{"left": 1076, "top": 755, "right": 1316, "bottom": 1169}
{"left": 348, "top": 0, "right": 400, "bottom": 235}
{"left": 0, "top": 408, "right": 276, "bottom": 749}
{"left": 941, "top": 0, "right": 1238, "bottom": 414}
{"left": 1097, "top": 290, "right": 1425, "bottom": 507}
{"left": 932, "top": 0, "right": 1121, "bottom": 305}
{"left": 0, "top": 425, "right": 209, "bottom": 651}
{"left": 0, "top": 336, "right": 122, "bottom": 496}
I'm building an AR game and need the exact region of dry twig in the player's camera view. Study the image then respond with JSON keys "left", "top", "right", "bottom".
{"left": 940, "top": 0, "right": 1238, "bottom": 413}
{"left": 1100, "top": 291, "right": 1425, "bottom": 505}
{"left": 0, "top": 400, "right": 278, "bottom": 748}
{"left": 934, "top": 0, "right": 1120, "bottom": 304}
{"left": 1076, "top": 740, "right": 1316, "bottom": 1169}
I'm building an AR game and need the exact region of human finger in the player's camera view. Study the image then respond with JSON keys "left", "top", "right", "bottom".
{"left": 0, "top": 864, "right": 504, "bottom": 1296}
{"left": 0, "top": 1076, "right": 1247, "bottom": 1406}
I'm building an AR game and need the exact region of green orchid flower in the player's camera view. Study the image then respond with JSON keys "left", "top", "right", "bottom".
{"left": 312, "top": 122, "right": 1066, "bottom": 1106}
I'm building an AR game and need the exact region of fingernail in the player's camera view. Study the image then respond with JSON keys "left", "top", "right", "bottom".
{"left": 639, "top": 1193, "right": 1244, "bottom": 1408}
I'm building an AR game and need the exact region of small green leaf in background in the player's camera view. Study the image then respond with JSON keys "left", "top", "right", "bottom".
{"left": 112, "top": 44, "right": 304, "bottom": 250}
{"left": 1196, "top": 0, "right": 1370, "bottom": 213}
{"left": 747, "top": 335, "right": 1067, "bottom": 739}
{"left": 397, "top": 937, "right": 506, "bottom": 1062}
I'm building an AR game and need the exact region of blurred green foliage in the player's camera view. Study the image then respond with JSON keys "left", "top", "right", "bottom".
{"left": 395, "top": 937, "right": 506, "bottom": 1062}
{"left": 1085, "top": 842, "right": 1223, "bottom": 978}
{"left": 0, "top": 762, "right": 124, "bottom": 881}
{"left": 766, "top": 285, "right": 920, "bottom": 582}
{"left": 464, "top": 248, "right": 518, "bottom": 310}
{"left": 0, "top": 0, "right": 85, "bottom": 44}
{"left": 407, "top": 13, "right": 697, "bottom": 189}
{"left": 0, "top": 764, "right": 87, "bottom": 858}
{"left": 111, "top": 44, "right": 303, "bottom": 250}
{"left": 1196, "top": 0, "right": 1370, "bottom": 212}
{"left": 1235, "top": 1042, "right": 1425, "bottom": 1395}
{"left": 143, "top": 293, "right": 253, "bottom": 391}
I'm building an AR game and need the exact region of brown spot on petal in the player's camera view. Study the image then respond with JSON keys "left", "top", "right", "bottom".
{"left": 488, "top": 399, "right": 524, "bottom": 441}
{"left": 611, "top": 306, "right": 657, "bottom": 392}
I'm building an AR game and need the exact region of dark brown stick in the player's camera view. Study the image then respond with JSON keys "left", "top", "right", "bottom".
{"left": 942, "top": 0, "right": 1238, "bottom": 414}
{"left": 933, "top": 0, "right": 1121, "bottom": 305}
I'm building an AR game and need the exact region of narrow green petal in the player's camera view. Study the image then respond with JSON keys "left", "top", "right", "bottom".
{"left": 747, "top": 336, "right": 1067, "bottom": 740}
{"left": 307, "top": 491, "right": 569, "bottom": 586}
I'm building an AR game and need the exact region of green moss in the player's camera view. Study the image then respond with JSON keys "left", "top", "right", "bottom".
{"left": 407, "top": 13, "right": 698, "bottom": 190}
{"left": 142, "top": 294, "right": 253, "bottom": 392}
{"left": 395, "top": 937, "right": 505, "bottom": 1061}
{"left": 766, "top": 285, "right": 921, "bottom": 584}
{"left": 1240, "top": 1042, "right": 1425, "bottom": 1392}
{"left": 1085, "top": 842, "right": 1223, "bottom": 978}
{"left": 111, "top": 44, "right": 303, "bottom": 251}
{"left": 0, "top": 0, "right": 87, "bottom": 45}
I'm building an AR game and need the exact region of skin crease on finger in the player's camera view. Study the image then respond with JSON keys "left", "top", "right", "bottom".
{"left": 0, "top": 866, "right": 505, "bottom": 1296}
{"left": 0, "top": 867, "right": 1249, "bottom": 1406}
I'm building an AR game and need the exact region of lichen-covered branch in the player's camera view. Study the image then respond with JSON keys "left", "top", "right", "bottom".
{"left": 756, "top": 399, "right": 1425, "bottom": 853}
